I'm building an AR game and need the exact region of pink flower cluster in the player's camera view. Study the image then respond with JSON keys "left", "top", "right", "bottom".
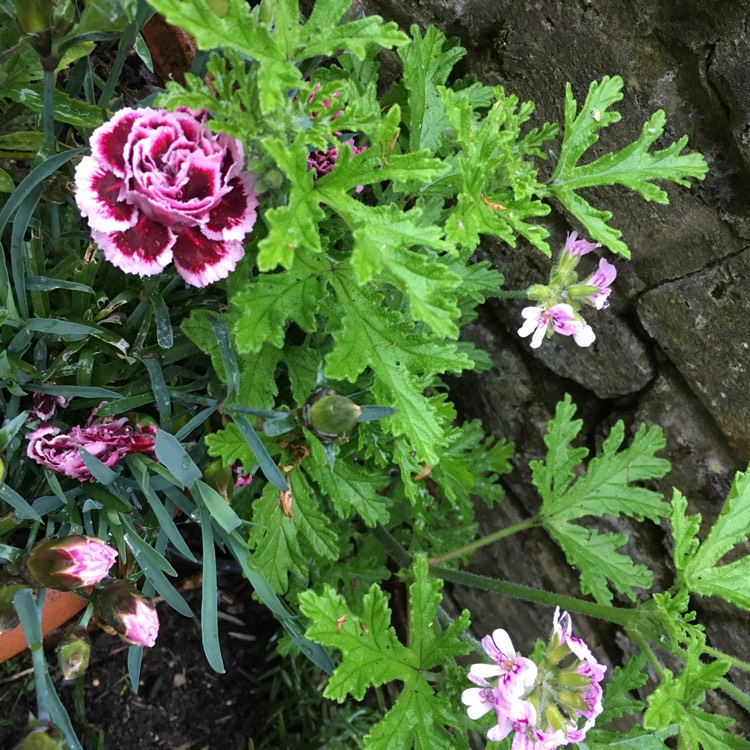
{"left": 518, "top": 232, "right": 617, "bottom": 350}
{"left": 75, "top": 107, "right": 258, "bottom": 287}
{"left": 462, "top": 608, "right": 606, "bottom": 748}
{"left": 26, "top": 408, "right": 156, "bottom": 481}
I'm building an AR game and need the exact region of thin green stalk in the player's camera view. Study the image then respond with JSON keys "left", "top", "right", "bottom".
{"left": 495, "top": 289, "right": 528, "bottom": 299}
{"left": 43, "top": 68, "right": 56, "bottom": 155}
{"left": 718, "top": 677, "right": 750, "bottom": 715}
{"left": 97, "top": 23, "right": 139, "bottom": 107}
{"left": 433, "top": 563, "right": 634, "bottom": 628}
{"left": 704, "top": 645, "right": 750, "bottom": 674}
{"left": 428, "top": 515, "right": 541, "bottom": 566}
{"left": 373, "top": 524, "right": 634, "bottom": 628}
{"left": 629, "top": 630, "right": 666, "bottom": 681}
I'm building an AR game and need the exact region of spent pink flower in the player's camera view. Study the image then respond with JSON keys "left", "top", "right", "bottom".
{"left": 518, "top": 304, "right": 595, "bottom": 349}
{"left": 75, "top": 107, "right": 257, "bottom": 287}
{"left": 22, "top": 536, "right": 117, "bottom": 591}
{"left": 31, "top": 389, "right": 71, "bottom": 422}
{"left": 26, "top": 410, "right": 156, "bottom": 481}
{"left": 584, "top": 258, "right": 617, "bottom": 310}
{"left": 564, "top": 231, "right": 601, "bottom": 257}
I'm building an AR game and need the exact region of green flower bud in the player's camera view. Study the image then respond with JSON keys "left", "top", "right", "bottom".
{"left": 12, "top": 721, "right": 64, "bottom": 750}
{"left": 12, "top": 0, "right": 75, "bottom": 66}
{"left": 557, "top": 669, "right": 592, "bottom": 687}
{"left": 526, "top": 283, "right": 551, "bottom": 302}
{"left": 565, "top": 283, "right": 600, "bottom": 300}
{"left": 0, "top": 583, "right": 26, "bottom": 634}
{"left": 56, "top": 629, "right": 91, "bottom": 680}
{"left": 543, "top": 703, "right": 568, "bottom": 733}
{"left": 557, "top": 689, "right": 589, "bottom": 712}
{"left": 303, "top": 390, "right": 362, "bottom": 442}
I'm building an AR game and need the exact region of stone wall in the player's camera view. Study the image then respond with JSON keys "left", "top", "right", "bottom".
{"left": 365, "top": 0, "right": 750, "bottom": 728}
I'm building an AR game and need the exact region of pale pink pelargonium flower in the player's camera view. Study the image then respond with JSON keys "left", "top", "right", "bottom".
{"left": 564, "top": 231, "right": 601, "bottom": 257}
{"left": 584, "top": 258, "right": 617, "bottom": 310}
{"left": 75, "top": 107, "right": 258, "bottom": 287}
{"left": 26, "top": 411, "right": 156, "bottom": 481}
{"left": 473, "top": 629, "right": 538, "bottom": 700}
{"left": 23, "top": 536, "right": 117, "bottom": 591}
{"left": 518, "top": 304, "right": 595, "bottom": 349}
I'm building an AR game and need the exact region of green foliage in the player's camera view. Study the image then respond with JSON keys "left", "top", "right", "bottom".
{"left": 299, "top": 556, "right": 471, "bottom": 749}
{"left": 532, "top": 394, "right": 671, "bottom": 603}
{"left": 549, "top": 76, "right": 708, "bottom": 256}
{"left": 672, "top": 469, "right": 750, "bottom": 610}
{"left": 5, "top": 0, "right": 748, "bottom": 748}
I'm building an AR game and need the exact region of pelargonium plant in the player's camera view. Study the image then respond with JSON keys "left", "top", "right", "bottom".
{"left": 3, "top": 1, "right": 749, "bottom": 749}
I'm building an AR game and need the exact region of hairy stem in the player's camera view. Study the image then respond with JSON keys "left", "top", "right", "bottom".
{"left": 428, "top": 516, "right": 541, "bottom": 566}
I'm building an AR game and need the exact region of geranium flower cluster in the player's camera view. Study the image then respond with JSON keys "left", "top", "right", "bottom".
{"left": 462, "top": 608, "right": 606, "bottom": 748}
{"left": 518, "top": 232, "right": 617, "bottom": 349}
{"left": 26, "top": 407, "right": 156, "bottom": 481}
{"left": 75, "top": 107, "right": 258, "bottom": 287}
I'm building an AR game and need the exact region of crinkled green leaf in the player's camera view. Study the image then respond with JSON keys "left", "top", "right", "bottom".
{"left": 644, "top": 638, "right": 745, "bottom": 749}
{"left": 233, "top": 252, "right": 330, "bottom": 352}
{"left": 299, "top": 556, "right": 470, "bottom": 750}
{"left": 399, "top": 25, "right": 465, "bottom": 152}
{"left": 249, "top": 482, "right": 306, "bottom": 593}
{"left": 441, "top": 85, "right": 553, "bottom": 254}
{"left": 288, "top": 469, "right": 340, "bottom": 561}
{"left": 304, "top": 437, "right": 390, "bottom": 527}
{"left": 549, "top": 76, "right": 707, "bottom": 257}
{"left": 326, "top": 270, "right": 473, "bottom": 464}
{"left": 677, "top": 469, "right": 750, "bottom": 610}
{"left": 533, "top": 395, "right": 670, "bottom": 603}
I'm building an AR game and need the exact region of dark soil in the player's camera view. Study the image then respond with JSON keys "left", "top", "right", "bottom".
{"left": 0, "top": 573, "right": 278, "bottom": 750}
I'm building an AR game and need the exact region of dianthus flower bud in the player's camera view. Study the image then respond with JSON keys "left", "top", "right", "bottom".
{"left": 302, "top": 390, "right": 362, "bottom": 442}
{"left": 12, "top": 720, "right": 65, "bottom": 750}
{"left": 12, "top": 0, "right": 75, "bottom": 67}
{"left": 57, "top": 629, "right": 91, "bottom": 680}
{"left": 21, "top": 536, "right": 117, "bottom": 591}
{"left": 93, "top": 580, "right": 159, "bottom": 648}
{"left": 0, "top": 583, "right": 25, "bottom": 634}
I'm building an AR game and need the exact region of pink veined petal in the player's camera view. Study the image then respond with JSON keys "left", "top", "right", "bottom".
{"left": 461, "top": 687, "right": 498, "bottom": 720}
{"left": 92, "top": 214, "right": 175, "bottom": 277}
{"left": 171, "top": 228, "right": 245, "bottom": 287}
{"left": 470, "top": 663, "right": 505, "bottom": 680}
{"left": 90, "top": 108, "right": 143, "bottom": 177}
{"left": 74, "top": 157, "right": 137, "bottom": 233}
{"left": 483, "top": 628, "right": 516, "bottom": 662}
{"left": 202, "top": 173, "right": 258, "bottom": 241}
{"left": 564, "top": 231, "right": 601, "bottom": 257}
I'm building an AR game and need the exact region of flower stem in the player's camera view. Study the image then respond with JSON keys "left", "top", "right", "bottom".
{"left": 703, "top": 645, "right": 750, "bottom": 674}
{"left": 373, "top": 524, "right": 634, "bottom": 629}
{"left": 43, "top": 67, "right": 56, "bottom": 155}
{"left": 432, "top": 564, "right": 634, "bottom": 628}
{"left": 428, "top": 516, "right": 541, "bottom": 566}
{"left": 496, "top": 289, "right": 529, "bottom": 299}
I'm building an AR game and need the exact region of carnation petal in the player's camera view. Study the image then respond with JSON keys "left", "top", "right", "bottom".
{"left": 90, "top": 108, "right": 142, "bottom": 177}
{"left": 203, "top": 173, "right": 258, "bottom": 241}
{"left": 93, "top": 215, "right": 175, "bottom": 277}
{"left": 172, "top": 228, "right": 245, "bottom": 287}
{"left": 74, "top": 157, "right": 137, "bottom": 233}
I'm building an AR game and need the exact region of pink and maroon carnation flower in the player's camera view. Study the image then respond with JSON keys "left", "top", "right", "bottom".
{"left": 75, "top": 107, "right": 258, "bottom": 287}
